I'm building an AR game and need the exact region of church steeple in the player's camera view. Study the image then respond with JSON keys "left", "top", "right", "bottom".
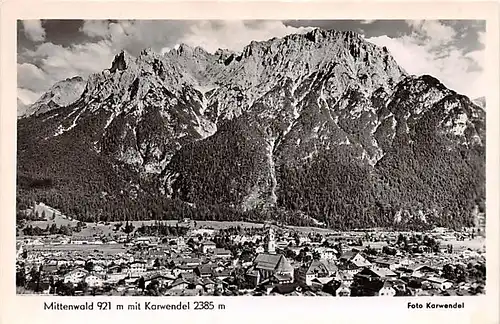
{"left": 267, "top": 227, "right": 276, "bottom": 254}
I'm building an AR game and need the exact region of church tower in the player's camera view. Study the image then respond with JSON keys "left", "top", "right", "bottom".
{"left": 267, "top": 227, "right": 276, "bottom": 254}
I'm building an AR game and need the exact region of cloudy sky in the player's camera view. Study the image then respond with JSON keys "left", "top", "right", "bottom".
{"left": 17, "top": 19, "right": 485, "bottom": 105}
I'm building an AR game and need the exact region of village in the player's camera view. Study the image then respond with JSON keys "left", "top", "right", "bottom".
{"left": 16, "top": 209, "right": 486, "bottom": 297}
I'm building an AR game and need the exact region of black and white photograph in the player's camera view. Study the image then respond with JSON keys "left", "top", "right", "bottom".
{"left": 13, "top": 18, "right": 489, "bottom": 299}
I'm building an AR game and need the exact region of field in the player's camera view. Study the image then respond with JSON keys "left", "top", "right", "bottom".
{"left": 21, "top": 203, "right": 487, "bottom": 252}
{"left": 443, "top": 238, "right": 485, "bottom": 251}
{"left": 26, "top": 244, "right": 127, "bottom": 253}
{"left": 29, "top": 203, "right": 79, "bottom": 228}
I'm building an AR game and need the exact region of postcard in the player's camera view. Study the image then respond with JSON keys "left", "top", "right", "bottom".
{"left": 1, "top": 1, "right": 498, "bottom": 324}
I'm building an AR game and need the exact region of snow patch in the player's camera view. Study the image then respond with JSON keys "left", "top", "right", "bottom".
{"left": 450, "top": 113, "right": 468, "bottom": 136}
{"left": 338, "top": 136, "right": 351, "bottom": 145}
{"left": 265, "top": 137, "right": 278, "bottom": 206}
{"left": 121, "top": 148, "right": 143, "bottom": 165}
{"left": 104, "top": 112, "right": 117, "bottom": 129}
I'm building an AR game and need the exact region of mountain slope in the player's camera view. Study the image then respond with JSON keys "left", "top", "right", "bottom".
{"left": 17, "top": 28, "right": 485, "bottom": 229}
{"left": 19, "top": 76, "right": 86, "bottom": 118}
{"left": 473, "top": 96, "right": 486, "bottom": 110}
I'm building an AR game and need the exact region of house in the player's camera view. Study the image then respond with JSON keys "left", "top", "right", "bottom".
{"left": 295, "top": 259, "right": 338, "bottom": 286}
{"left": 56, "top": 258, "right": 70, "bottom": 267}
{"left": 114, "top": 256, "right": 128, "bottom": 265}
{"left": 201, "top": 241, "right": 216, "bottom": 254}
{"left": 176, "top": 258, "right": 201, "bottom": 267}
{"left": 144, "top": 274, "right": 175, "bottom": 288}
{"left": 200, "top": 278, "right": 216, "bottom": 293}
{"left": 214, "top": 248, "right": 232, "bottom": 259}
{"left": 106, "top": 272, "right": 128, "bottom": 283}
{"left": 255, "top": 246, "right": 265, "bottom": 254}
{"left": 41, "top": 282, "right": 52, "bottom": 295}
{"left": 373, "top": 258, "right": 399, "bottom": 271}
{"left": 339, "top": 251, "right": 371, "bottom": 269}
{"left": 43, "top": 264, "right": 59, "bottom": 274}
{"left": 409, "top": 265, "right": 438, "bottom": 279}
{"left": 135, "top": 236, "right": 157, "bottom": 246}
{"left": 356, "top": 267, "right": 398, "bottom": 281}
{"left": 308, "top": 277, "right": 334, "bottom": 292}
{"left": 71, "top": 239, "right": 90, "bottom": 245}
{"left": 461, "top": 250, "right": 480, "bottom": 258}
{"left": 93, "top": 264, "right": 106, "bottom": 275}
{"left": 172, "top": 264, "right": 197, "bottom": 277}
{"left": 195, "top": 264, "right": 214, "bottom": 278}
{"left": 270, "top": 283, "right": 301, "bottom": 296}
{"left": 168, "top": 278, "right": 191, "bottom": 291}
{"left": 360, "top": 277, "right": 407, "bottom": 297}
{"left": 378, "top": 280, "right": 397, "bottom": 297}
{"left": 85, "top": 274, "right": 104, "bottom": 288}
{"left": 276, "top": 240, "right": 291, "bottom": 249}
{"left": 246, "top": 253, "right": 294, "bottom": 287}
{"left": 74, "top": 257, "right": 86, "bottom": 266}
{"left": 232, "top": 235, "right": 250, "bottom": 244}
{"left": 335, "top": 283, "right": 351, "bottom": 297}
{"left": 424, "top": 277, "right": 454, "bottom": 290}
{"left": 214, "top": 269, "right": 232, "bottom": 281}
{"left": 179, "top": 272, "right": 197, "bottom": 281}
{"left": 334, "top": 271, "right": 354, "bottom": 286}
{"left": 271, "top": 273, "right": 294, "bottom": 284}
{"left": 64, "top": 268, "right": 89, "bottom": 284}
{"left": 315, "top": 247, "right": 338, "bottom": 261}
{"left": 108, "top": 264, "right": 129, "bottom": 274}
{"left": 432, "top": 227, "right": 447, "bottom": 234}
{"left": 337, "top": 261, "right": 362, "bottom": 276}
{"left": 128, "top": 261, "right": 147, "bottom": 278}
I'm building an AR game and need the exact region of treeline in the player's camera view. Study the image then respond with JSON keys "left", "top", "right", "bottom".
{"left": 135, "top": 222, "right": 189, "bottom": 237}
{"left": 22, "top": 223, "right": 73, "bottom": 236}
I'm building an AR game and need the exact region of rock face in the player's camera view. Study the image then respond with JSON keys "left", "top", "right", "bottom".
{"left": 17, "top": 99, "right": 27, "bottom": 118}
{"left": 473, "top": 96, "right": 486, "bottom": 110}
{"left": 19, "top": 76, "right": 86, "bottom": 118}
{"left": 17, "top": 28, "right": 485, "bottom": 229}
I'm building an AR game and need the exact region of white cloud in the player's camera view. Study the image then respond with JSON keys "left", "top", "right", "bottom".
{"left": 367, "top": 20, "right": 485, "bottom": 98}
{"left": 18, "top": 41, "right": 115, "bottom": 105}
{"left": 367, "top": 33, "right": 485, "bottom": 99}
{"left": 17, "top": 63, "right": 48, "bottom": 91}
{"left": 17, "top": 88, "right": 43, "bottom": 105}
{"left": 406, "top": 20, "right": 456, "bottom": 46}
{"left": 24, "top": 41, "right": 115, "bottom": 81}
{"left": 22, "top": 20, "right": 46, "bottom": 42}
{"left": 360, "top": 20, "right": 376, "bottom": 24}
{"left": 80, "top": 20, "right": 110, "bottom": 38}
{"left": 178, "top": 20, "right": 314, "bottom": 53}
{"left": 78, "top": 20, "right": 314, "bottom": 55}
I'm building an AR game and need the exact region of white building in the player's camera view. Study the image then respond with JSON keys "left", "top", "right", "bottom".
{"left": 64, "top": 269, "right": 89, "bottom": 284}
{"left": 128, "top": 261, "right": 147, "bottom": 278}
{"left": 85, "top": 274, "right": 104, "bottom": 288}
{"left": 315, "top": 247, "right": 338, "bottom": 261}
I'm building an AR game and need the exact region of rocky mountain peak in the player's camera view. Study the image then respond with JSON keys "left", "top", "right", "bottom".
{"left": 109, "top": 49, "right": 136, "bottom": 73}
{"left": 19, "top": 75, "right": 87, "bottom": 118}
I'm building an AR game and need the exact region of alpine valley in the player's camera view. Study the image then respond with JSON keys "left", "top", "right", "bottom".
{"left": 17, "top": 28, "right": 486, "bottom": 230}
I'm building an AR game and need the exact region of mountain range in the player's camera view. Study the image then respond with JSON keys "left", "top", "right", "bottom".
{"left": 17, "top": 28, "right": 485, "bottom": 230}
